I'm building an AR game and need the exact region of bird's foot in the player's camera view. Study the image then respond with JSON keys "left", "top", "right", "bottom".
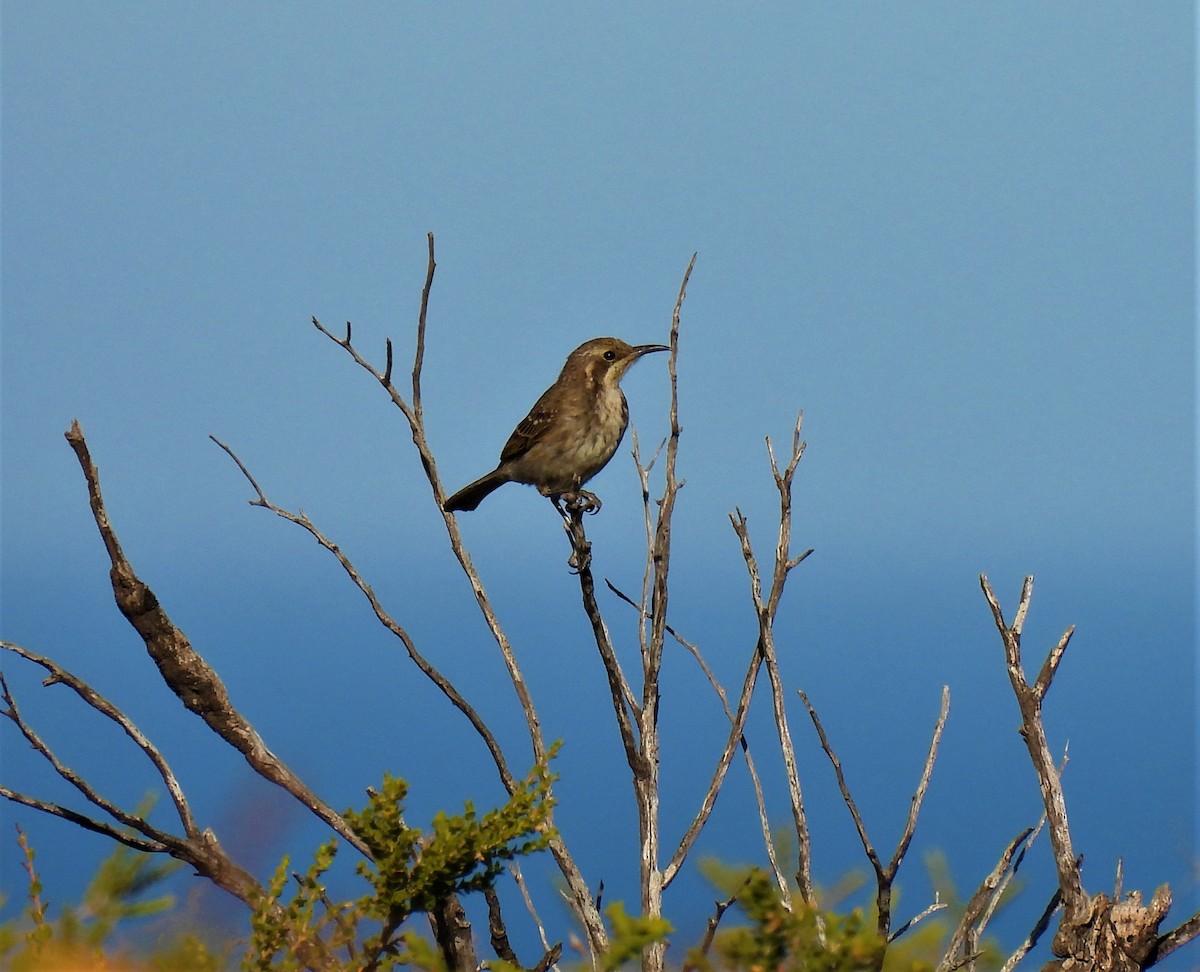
{"left": 559, "top": 489, "right": 602, "bottom": 515}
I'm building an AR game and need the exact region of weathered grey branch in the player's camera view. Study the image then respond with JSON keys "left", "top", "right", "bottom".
{"left": 890, "top": 897, "right": 948, "bottom": 943}
{"left": 0, "top": 649, "right": 334, "bottom": 970}
{"left": 730, "top": 415, "right": 815, "bottom": 906}
{"left": 1, "top": 645, "right": 196, "bottom": 837}
{"left": 1001, "top": 886, "right": 1062, "bottom": 972}
{"left": 680, "top": 874, "right": 753, "bottom": 972}
{"left": 1147, "top": 910, "right": 1200, "bottom": 968}
{"left": 313, "top": 235, "right": 604, "bottom": 957}
{"left": 211, "top": 435, "right": 516, "bottom": 793}
{"left": 980, "top": 574, "right": 1188, "bottom": 972}
{"left": 938, "top": 826, "right": 1037, "bottom": 972}
{"left": 563, "top": 511, "right": 643, "bottom": 773}
{"left": 1, "top": 785, "right": 167, "bottom": 853}
{"left": 799, "top": 684, "right": 950, "bottom": 939}
{"left": 606, "top": 580, "right": 785, "bottom": 899}
{"left": 64, "top": 421, "right": 367, "bottom": 859}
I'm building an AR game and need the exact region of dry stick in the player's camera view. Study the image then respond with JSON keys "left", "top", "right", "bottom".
{"left": 639, "top": 254, "right": 694, "bottom": 972}
{"left": 680, "top": 874, "right": 755, "bottom": 972}
{"left": 312, "top": 235, "right": 605, "bottom": 955}
{"left": 936, "top": 827, "right": 1037, "bottom": 972}
{"left": 730, "top": 414, "right": 816, "bottom": 908}
{"left": 605, "top": 581, "right": 787, "bottom": 900}
{"left": 979, "top": 575, "right": 1082, "bottom": 915}
{"left": 944, "top": 754, "right": 1055, "bottom": 972}
{"left": 980, "top": 574, "right": 1195, "bottom": 969}
{"left": 210, "top": 436, "right": 514, "bottom": 792}
{"left": 1149, "top": 911, "right": 1200, "bottom": 968}
{"left": 510, "top": 860, "right": 557, "bottom": 959}
{"left": 0, "top": 786, "right": 166, "bottom": 853}
{"left": 0, "top": 671, "right": 182, "bottom": 846}
{"left": 484, "top": 886, "right": 521, "bottom": 966}
{"left": 889, "top": 898, "right": 949, "bottom": 944}
{"left": 798, "top": 685, "right": 950, "bottom": 939}
{"left": 664, "top": 632, "right": 766, "bottom": 889}
{"left": 564, "top": 514, "right": 642, "bottom": 772}
{"left": 63, "top": 421, "right": 368, "bottom": 859}
{"left": 1, "top": 643, "right": 197, "bottom": 837}
{"left": 669, "top": 415, "right": 814, "bottom": 898}
{"left": 975, "top": 813, "right": 1049, "bottom": 947}
{"left": 1000, "top": 886, "right": 1062, "bottom": 972}
{"left": 630, "top": 430, "right": 666, "bottom": 662}
{"left": 0, "top": 676, "right": 331, "bottom": 969}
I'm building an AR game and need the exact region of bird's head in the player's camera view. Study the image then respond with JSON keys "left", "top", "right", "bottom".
{"left": 568, "top": 337, "right": 670, "bottom": 386}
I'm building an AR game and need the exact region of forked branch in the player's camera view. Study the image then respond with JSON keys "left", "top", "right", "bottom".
{"left": 979, "top": 574, "right": 1198, "bottom": 970}
{"left": 312, "top": 235, "right": 604, "bottom": 956}
{"left": 799, "top": 684, "right": 950, "bottom": 939}
{"left": 729, "top": 414, "right": 814, "bottom": 906}
{"left": 63, "top": 421, "right": 367, "bottom": 857}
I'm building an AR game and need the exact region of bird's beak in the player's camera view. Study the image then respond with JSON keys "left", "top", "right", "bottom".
{"left": 633, "top": 344, "right": 671, "bottom": 357}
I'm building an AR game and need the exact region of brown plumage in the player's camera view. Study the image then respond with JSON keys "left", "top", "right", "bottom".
{"left": 443, "top": 337, "right": 669, "bottom": 513}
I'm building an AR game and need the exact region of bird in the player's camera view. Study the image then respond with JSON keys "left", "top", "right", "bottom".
{"left": 443, "top": 337, "right": 670, "bottom": 514}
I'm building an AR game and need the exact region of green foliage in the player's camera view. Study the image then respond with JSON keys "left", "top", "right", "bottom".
{"left": 0, "top": 824, "right": 222, "bottom": 971}
{"left": 602, "top": 902, "right": 674, "bottom": 971}
{"left": 245, "top": 751, "right": 558, "bottom": 970}
{"left": 686, "top": 867, "right": 886, "bottom": 972}
{"left": 686, "top": 855, "right": 1013, "bottom": 972}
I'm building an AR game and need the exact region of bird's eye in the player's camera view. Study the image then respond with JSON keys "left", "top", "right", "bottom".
{"left": 603, "top": 350, "right": 617, "bottom": 361}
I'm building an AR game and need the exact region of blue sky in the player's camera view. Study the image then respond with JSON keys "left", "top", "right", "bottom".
{"left": 2, "top": 2, "right": 1195, "bottom": 965}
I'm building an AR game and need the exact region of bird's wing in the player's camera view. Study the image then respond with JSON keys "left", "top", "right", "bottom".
{"left": 500, "top": 402, "right": 556, "bottom": 463}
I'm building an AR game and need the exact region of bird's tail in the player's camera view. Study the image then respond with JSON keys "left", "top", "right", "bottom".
{"left": 443, "top": 468, "right": 510, "bottom": 512}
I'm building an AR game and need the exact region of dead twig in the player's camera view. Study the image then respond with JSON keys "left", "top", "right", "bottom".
{"left": 681, "top": 874, "right": 754, "bottom": 972}
{"left": 64, "top": 421, "right": 367, "bottom": 858}
{"left": 1, "top": 645, "right": 197, "bottom": 838}
{"left": 313, "top": 235, "right": 603, "bottom": 956}
{"left": 799, "top": 684, "right": 950, "bottom": 939}
{"left": 606, "top": 581, "right": 786, "bottom": 899}
{"left": 211, "top": 435, "right": 516, "bottom": 795}
{"left": 889, "top": 896, "right": 948, "bottom": 943}
{"left": 937, "top": 827, "right": 1037, "bottom": 972}
{"left": 730, "top": 414, "right": 814, "bottom": 907}
{"left": 979, "top": 574, "right": 1187, "bottom": 971}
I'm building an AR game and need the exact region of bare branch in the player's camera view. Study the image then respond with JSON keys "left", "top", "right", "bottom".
{"left": 1032, "top": 624, "right": 1075, "bottom": 704}
{"left": 681, "top": 875, "right": 753, "bottom": 972}
{"left": 484, "top": 885, "right": 520, "bottom": 966}
{"left": 887, "top": 684, "right": 951, "bottom": 877}
{"left": 2, "top": 642, "right": 197, "bottom": 837}
{"left": 799, "top": 685, "right": 948, "bottom": 939}
{"left": 978, "top": 574, "right": 1083, "bottom": 915}
{"left": 412, "top": 231, "right": 436, "bottom": 422}
{"left": 510, "top": 861, "right": 556, "bottom": 959}
{"left": 606, "top": 579, "right": 787, "bottom": 899}
{"left": 313, "top": 238, "right": 604, "bottom": 955}
{"left": 889, "top": 896, "right": 948, "bottom": 943}
{"left": 663, "top": 632, "right": 769, "bottom": 891}
{"left": 1, "top": 786, "right": 168, "bottom": 853}
{"left": 797, "top": 688, "right": 882, "bottom": 878}
{"left": 731, "top": 505, "right": 814, "bottom": 906}
{"left": 1148, "top": 909, "right": 1200, "bottom": 968}
{"left": 1000, "top": 886, "right": 1062, "bottom": 972}
{"left": 64, "top": 421, "right": 367, "bottom": 858}
{"left": 211, "top": 435, "right": 517, "bottom": 794}
{"left": 1, "top": 672, "right": 174, "bottom": 844}
{"left": 937, "top": 827, "right": 1036, "bottom": 972}
{"left": 562, "top": 511, "right": 642, "bottom": 775}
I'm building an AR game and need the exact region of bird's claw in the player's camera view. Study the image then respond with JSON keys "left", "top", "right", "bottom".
{"left": 570, "top": 490, "right": 602, "bottom": 514}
